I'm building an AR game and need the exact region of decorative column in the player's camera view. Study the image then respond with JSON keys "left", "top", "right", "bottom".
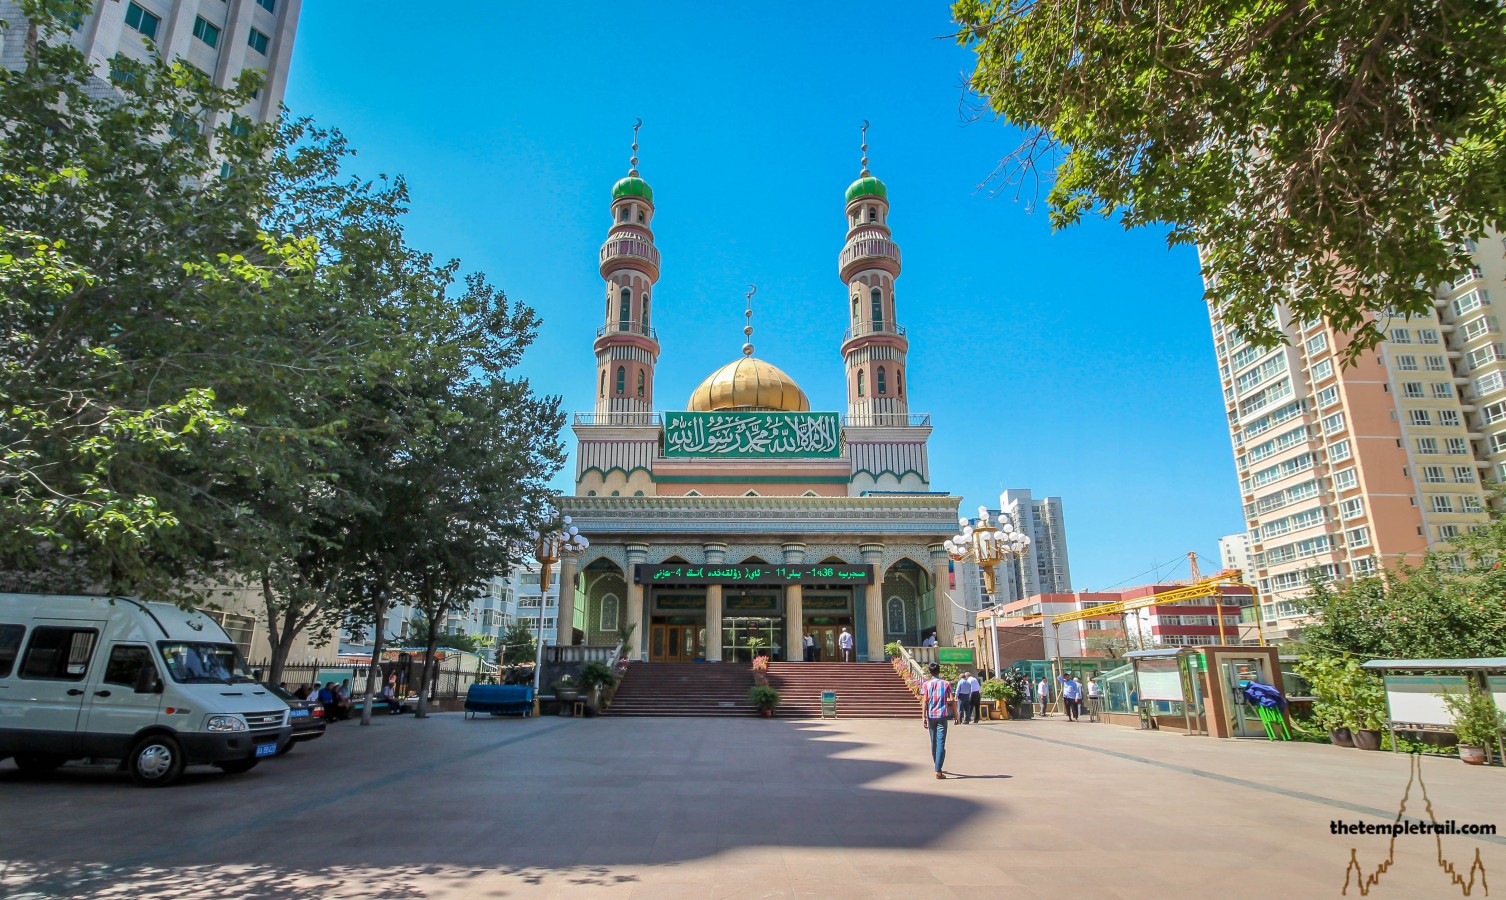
{"left": 929, "top": 542, "right": 954, "bottom": 646}
{"left": 555, "top": 556, "right": 578, "bottom": 647}
{"left": 704, "top": 542, "right": 728, "bottom": 662}
{"left": 624, "top": 543, "right": 649, "bottom": 661}
{"left": 782, "top": 542, "right": 807, "bottom": 662}
{"left": 860, "top": 543, "right": 885, "bottom": 662}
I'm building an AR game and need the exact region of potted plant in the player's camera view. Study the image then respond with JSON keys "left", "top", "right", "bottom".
{"left": 749, "top": 685, "right": 780, "bottom": 717}
{"left": 1349, "top": 672, "right": 1388, "bottom": 751}
{"left": 751, "top": 655, "right": 770, "bottom": 687}
{"left": 1443, "top": 684, "right": 1505, "bottom": 766}
{"left": 981, "top": 679, "right": 1017, "bottom": 720}
{"left": 884, "top": 641, "right": 903, "bottom": 659}
{"left": 1300, "top": 653, "right": 1383, "bottom": 747}
{"left": 551, "top": 675, "right": 580, "bottom": 706}
{"left": 577, "top": 661, "right": 617, "bottom": 712}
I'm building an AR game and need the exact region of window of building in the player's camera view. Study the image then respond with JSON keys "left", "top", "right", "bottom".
{"left": 867, "top": 206, "right": 877, "bottom": 223}
{"left": 1333, "top": 468, "right": 1358, "bottom": 491}
{"left": 1416, "top": 437, "right": 1438, "bottom": 454}
{"left": 125, "top": 3, "right": 160, "bottom": 40}
{"left": 857, "top": 370, "right": 865, "bottom": 397}
{"left": 1343, "top": 526, "right": 1370, "bottom": 549}
{"left": 256, "top": 0, "right": 276, "bottom": 11}
{"left": 192, "top": 16, "right": 221, "bottom": 48}
{"left": 1423, "top": 465, "right": 1446, "bottom": 483}
{"left": 1420, "top": 329, "right": 1441, "bottom": 343}
{"left": 851, "top": 295, "right": 859, "bottom": 324}
{"left": 1339, "top": 497, "right": 1364, "bottom": 519}
{"left": 617, "top": 206, "right": 628, "bottom": 222}
{"left": 635, "top": 370, "right": 644, "bottom": 398}
{"left": 1305, "top": 333, "right": 1328, "bottom": 354}
{"left": 1409, "top": 409, "right": 1432, "bottom": 426}
{"left": 1452, "top": 288, "right": 1487, "bottom": 318}
{"left": 1447, "top": 437, "right": 1469, "bottom": 455}
{"left": 599, "top": 595, "right": 619, "bottom": 632}
{"left": 1329, "top": 439, "right": 1351, "bottom": 462}
{"left": 619, "top": 288, "right": 630, "bottom": 326}
{"left": 876, "top": 366, "right": 887, "bottom": 394}
{"left": 641, "top": 294, "right": 650, "bottom": 328}
{"left": 1476, "top": 370, "right": 1505, "bottom": 397}
{"left": 247, "top": 28, "right": 269, "bottom": 54}
{"left": 1433, "top": 382, "right": 1455, "bottom": 399}
{"left": 896, "top": 369, "right": 903, "bottom": 396}
{"left": 1453, "top": 466, "right": 1476, "bottom": 483}
{"left": 1426, "top": 355, "right": 1448, "bottom": 372}
{"left": 1311, "top": 359, "right": 1334, "bottom": 381}
{"left": 1317, "top": 386, "right": 1340, "bottom": 409}
{"left": 1390, "top": 328, "right": 1412, "bottom": 344}
{"left": 1439, "top": 524, "right": 1461, "bottom": 539}
{"left": 1462, "top": 495, "right": 1484, "bottom": 513}
{"left": 1321, "top": 412, "right": 1344, "bottom": 435}
{"left": 1352, "top": 557, "right": 1377, "bottom": 576}
{"left": 615, "top": 366, "right": 625, "bottom": 394}
{"left": 886, "top": 597, "right": 907, "bottom": 634}
{"left": 870, "top": 288, "right": 882, "bottom": 325}
{"left": 1432, "top": 495, "right": 1455, "bottom": 513}
{"left": 1395, "top": 355, "right": 1419, "bottom": 371}
{"left": 599, "top": 370, "right": 605, "bottom": 397}
{"left": 1403, "top": 382, "right": 1425, "bottom": 398}
{"left": 1462, "top": 316, "right": 1496, "bottom": 342}
{"left": 1438, "top": 409, "right": 1460, "bottom": 427}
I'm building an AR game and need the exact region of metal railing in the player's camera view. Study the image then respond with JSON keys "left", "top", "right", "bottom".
{"left": 843, "top": 412, "right": 932, "bottom": 427}
{"left": 572, "top": 411, "right": 662, "bottom": 426}
{"left": 546, "top": 644, "right": 619, "bottom": 665}
{"left": 839, "top": 237, "right": 901, "bottom": 270}
{"left": 597, "top": 322, "right": 658, "bottom": 340}
{"left": 600, "top": 237, "right": 660, "bottom": 270}
{"left": 842, "top": 322, "right": 906, "bottom": 342}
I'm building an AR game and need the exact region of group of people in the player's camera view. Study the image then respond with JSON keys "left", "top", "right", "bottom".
{"left": 920, "top": 665, "right": 1105, "bottom": 778}
{"left": 283, "top": 674, "right": 409, "bottom": 718}
{"left": 799, "top": 627, "right": 855, "bottom": 662}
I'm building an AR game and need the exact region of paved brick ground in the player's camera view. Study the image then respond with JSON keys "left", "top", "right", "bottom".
{"left": 1, "top": 712, "right": 1502, "bottom": 898}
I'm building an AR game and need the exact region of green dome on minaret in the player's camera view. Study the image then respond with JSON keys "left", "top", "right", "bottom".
{"left": 845, "top": 175, "right": 886, "bottom": 204}
{"left": 613, "top": 175, "right": 653, "bottom": 203}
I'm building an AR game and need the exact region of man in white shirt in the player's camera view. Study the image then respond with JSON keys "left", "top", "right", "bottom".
{"left": 838, "top": 627, "right": 854, "bottom": 662}
{"left": 954, "top": 671, "right": 975, "bottom": 724}
{"left": 802, "top": 632, "right": 817, "bottom": 662}
{"left": 1036, "top": 677, "right": 1051, "bottom": 717}
{"left": 921, "top": 633, "right": 937, "bottom": 647}
{"left": 966, "top": 672, "right": 983, "bottom": 722}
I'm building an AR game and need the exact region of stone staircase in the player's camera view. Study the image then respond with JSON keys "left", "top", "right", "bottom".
{"left": 605, "top": 660, "right": 918, "bottom": 718}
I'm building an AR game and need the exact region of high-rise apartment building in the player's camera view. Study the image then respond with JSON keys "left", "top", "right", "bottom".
{"left": 1209, "top": 237, "right": 1505, "bottom": 639}
{"left": 1, "top": 0, "right": 301, "bottom": 125}
{"left": 1217, "top": 533, "right": 1252, "bottom": 578}
{"left": 961, "top": 489, "right": 1073, "bottom": 607}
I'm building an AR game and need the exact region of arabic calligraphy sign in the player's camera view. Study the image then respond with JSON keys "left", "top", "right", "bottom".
{"left": 662, "top": 411, "right": 842, "bottom": 458}
{"left": 635, "top": 564, "right": 874, "bottom": 586}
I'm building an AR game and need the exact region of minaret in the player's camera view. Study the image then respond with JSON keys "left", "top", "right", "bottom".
{"left": 595, "top": 119, "right": 661, "bottom": 420}
{"left": 840, "top": 121, "right": 908, "bottom": 426}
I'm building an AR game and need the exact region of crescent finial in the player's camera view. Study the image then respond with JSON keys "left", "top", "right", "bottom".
{"left": 634, "top": 117, "right": 643, "bottom": 129}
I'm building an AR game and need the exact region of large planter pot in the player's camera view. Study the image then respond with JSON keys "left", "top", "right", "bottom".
{"left": 1353, "top": 729, "right": 1383, "bottom": 751}
{"left": 1459, "top": 744, "right": 1489, "bottom": 766}
{"left": 757, "top": 708, "right": 775, "bottom": 718}
{"left": 555, "top": 688, "right": 580, "bottom": 705}
{"left": 1329, "top": 727, "right": 1355, "bottom": 747}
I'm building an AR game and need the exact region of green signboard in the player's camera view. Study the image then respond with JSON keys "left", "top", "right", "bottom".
{"left": 636, "top": 564, "right": 873, "bottom": 587}
{"left": 663, "top": 411, "right": 841, "bottom": 458}
{"left": 937, "top": 648, "right": 975, "bottom": 666}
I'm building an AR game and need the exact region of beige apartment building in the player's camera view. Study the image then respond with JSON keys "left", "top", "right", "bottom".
{"left": 1211, "top": 236, "right": 1506, "bottom": 640}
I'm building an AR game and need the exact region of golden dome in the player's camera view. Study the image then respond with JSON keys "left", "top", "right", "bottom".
{"left": 687, "top": 357, "right": 810, "bottom": 413}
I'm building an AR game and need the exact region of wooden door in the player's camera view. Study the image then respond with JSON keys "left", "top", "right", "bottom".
{"left": 650, "top": 623, "right": 703, "bottom": 662}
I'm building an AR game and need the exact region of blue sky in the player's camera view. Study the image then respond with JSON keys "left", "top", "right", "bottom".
{"left": 283, "top": 2, "right": 1243, "bottom": 590}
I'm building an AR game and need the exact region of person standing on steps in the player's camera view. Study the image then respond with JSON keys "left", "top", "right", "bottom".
{"left": 803, "top": 632, "right": 817, "bottom": 662}
{"left": 921, "top": 662, "right": 952, "bottom": 779}
{"left": 838, "top": 627, "right": 854, "bottom": 662}
{"left": 954, "top": 671, "right": 976, "bottom": 724}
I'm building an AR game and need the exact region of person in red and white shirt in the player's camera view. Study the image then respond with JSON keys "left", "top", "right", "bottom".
{"left": 920, "top": 663, "right": 952, "bottom": 779}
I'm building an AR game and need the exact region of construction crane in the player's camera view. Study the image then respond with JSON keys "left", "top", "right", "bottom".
{"left": 1047, "top": 569, "right": 1263, "bottom": 648}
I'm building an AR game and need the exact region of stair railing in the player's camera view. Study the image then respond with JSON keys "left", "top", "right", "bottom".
{"left": 895, "top": 644, "right": 929, "bottom": 692}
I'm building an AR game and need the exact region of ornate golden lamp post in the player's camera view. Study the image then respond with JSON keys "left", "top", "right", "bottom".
{"left": 945, "top": 505, "right": 1031, "bottom": 677}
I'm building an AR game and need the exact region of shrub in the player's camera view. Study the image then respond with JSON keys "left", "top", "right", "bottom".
{"left": 576, "top": 662, "right": 617, "bottom": 692}
{"left": 981, "top": 679, "right": 1017, "bottom": 703}
{"left": 939, "top": 664, "right": 962, "bottom": 683}
{"left": 1297, "top": 653, "right": 1386, "bottom": 731}
{"left": 1443, "top": 684, "right": 1506, "bottom": 748}
{"left": 883, "top": 641, "right": 903, "bottom": 658}
{"left": 749, "top": 685, "right": 780, "bottom": 710}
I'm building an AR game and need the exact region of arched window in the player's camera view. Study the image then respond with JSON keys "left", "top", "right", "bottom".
{"left": 870, "top": 288, "right": 882, "bottom": 325}
{"left": 633, "top": 490, "right": 644, "bottom": 496}
{"left": 867, "top": 206, "right": 877, "bottom": 223}
{"left": 636, "top": 370, "right": 645, "bottom": 397}
{"left": 897, "top": 369, "right": 903, "bottom": 396}
{"left": 615, "top": 366, "right": 626, "bottom": 394}
{"left": 641, "top": 293, "right": 650, "bottom": 329}
{"left": 886, "top": 597, "right": 906, "bottom": 635}
{"left": 619, "top": 288, "right": 631, "bottom": 328}
{"left": 852, "top": 295, "right": 859, "bottom": 325}
{"left": 637, "top": 209, "right": 645, "bottom": 223}
{"left": 600, "top": 594, "right": 620, "bottom": 632}
{"left": 587, "top": 490, "right": 597, "bottom": 496}
{"left": 617, "top": 206, "right": 628, "bottom": 222}
{"left": 877, "top": 366, "right": 887, "bottom": 395}
{"left": 857, "top": 370, "right": 866, "bottom": 397}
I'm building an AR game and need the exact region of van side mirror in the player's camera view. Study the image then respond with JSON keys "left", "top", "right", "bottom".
{"left": 135, "top": 667, "right": 163, "bottom": 694}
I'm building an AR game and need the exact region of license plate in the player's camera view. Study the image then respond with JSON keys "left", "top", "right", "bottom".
{"left": 290, "top": 708, "right": 309, "bottom": 718}
{"left": 255, "top": 743, "right": 277, "bottom": 757}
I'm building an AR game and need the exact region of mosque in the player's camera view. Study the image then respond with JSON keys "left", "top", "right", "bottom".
{"left": 557, "top": 126, "right": 961, "bottom": 663}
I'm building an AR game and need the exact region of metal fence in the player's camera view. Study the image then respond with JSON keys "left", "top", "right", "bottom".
{"left": 253, "top": 657, "right": 484, "bottom": 701}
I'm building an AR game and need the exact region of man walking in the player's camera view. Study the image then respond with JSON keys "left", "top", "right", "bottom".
{"left": 954, "top": 671, "right": 975, "bottom": 724}
{"left": 838, "top": 627, "right": 854, "bottom": 662}
{"left": 967, "top": 671, "right": 983, "bottom": 723}
{"left": 1086, "top": 676, "right": 1103, "bottom": 722}
{"left": 1036, "top": 675, "right": 1051, "bottom": 717}
{"left": 1059, "top": 673, "right": 1083, "bottom": 721}
{"left": 920, "top": 662, "right": 951, "bottom": 779}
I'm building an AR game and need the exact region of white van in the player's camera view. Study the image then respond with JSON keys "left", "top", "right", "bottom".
{"left": 0, "top": 594, "right": 292, "bottom": 786}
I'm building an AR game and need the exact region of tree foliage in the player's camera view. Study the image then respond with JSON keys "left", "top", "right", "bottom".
{"left": 952, "top": 0, "right": 1506, "bottom": 356}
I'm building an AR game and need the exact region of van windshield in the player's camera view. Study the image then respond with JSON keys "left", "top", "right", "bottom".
{"left": 157, "top": 642, "right": 255, "bottom": 685}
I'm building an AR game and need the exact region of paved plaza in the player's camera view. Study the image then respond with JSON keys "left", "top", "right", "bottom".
{"left": 1, "top": 712, "right": 1502, "bottom": 898}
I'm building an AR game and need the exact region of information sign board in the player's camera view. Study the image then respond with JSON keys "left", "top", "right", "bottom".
{"left": 635, "top": 564, "right": 873, "bottom": 587}
{"left": 662, "top": 411, "right": 841, "bottom": 458}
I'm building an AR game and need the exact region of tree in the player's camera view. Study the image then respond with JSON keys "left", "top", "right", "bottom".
{"left": 498, "top": 620, "right": 537, "bottom": 667}
{"left": 952, "top": 0, "right": 1506, "bottom": 357}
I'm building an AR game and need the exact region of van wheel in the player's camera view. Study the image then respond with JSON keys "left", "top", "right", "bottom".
{"left": 14, "top": 754, "right": 65, "bottom": 775}
{"left": 215, "top": 758, "right": 258, "bottom": 775}
{"left": 128, "top": 734, "right": 184, "bottom": 787}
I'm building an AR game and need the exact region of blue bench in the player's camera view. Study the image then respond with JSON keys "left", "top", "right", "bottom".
{"left": 465, "top": 684, "right": 534, "bottom": 718}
